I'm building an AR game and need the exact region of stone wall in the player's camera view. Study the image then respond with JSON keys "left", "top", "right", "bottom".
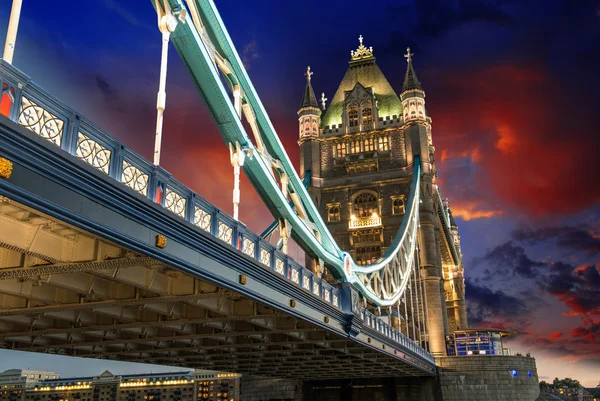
{"left": 437, "top": 356, "right": 540, "bottom": 401}
{"left": 240, "top": 376, "right": 303, "bottom": 401}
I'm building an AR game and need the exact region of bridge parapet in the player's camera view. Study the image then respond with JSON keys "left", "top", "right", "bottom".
{"left": 0, "top": 60, "right": 342, "bottom": 309}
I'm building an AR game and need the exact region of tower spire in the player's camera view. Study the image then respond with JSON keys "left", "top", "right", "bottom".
{"left": 300, "top": 66, "right": 319, "bottom": 109}
{"left": 402, "top": 47, "right": 422, "bottom": 92}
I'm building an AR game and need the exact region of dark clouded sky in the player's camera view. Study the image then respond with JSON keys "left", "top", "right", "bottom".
{"left": 1, "top": 0, "right": 599, "bottom": 386}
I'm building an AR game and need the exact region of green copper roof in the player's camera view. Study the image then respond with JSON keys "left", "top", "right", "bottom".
{"left": 321, "top": 58, "right": 403, "bottom": 128}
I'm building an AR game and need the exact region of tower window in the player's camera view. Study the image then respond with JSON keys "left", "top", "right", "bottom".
{"left": 352, "top": 191, "right": 379, "bottom": 218}
{"left": 364, "top": 136, "right": 374, "bottom": 152}
{"left": 335, "top": 142, "right": 346, "bottom": 158}
{"left": 348, "top": 109, "right": 358, "bottom": 127}
{"left": 327, "top": 203, "right": 341, "bottom": 222}
{"left": 391, "top": 196, "right": 405, "bottom": 215}
{"left": 356, "top": 245, "right": 381, "bottom": 265}
{"left": 362, "top": 107, "right": 373, "bottom": 124}
{"left": 378, "top": 135, "right": 389, "bottom": 151}
{"left": 349, "top": 138, "right": 360, "bottom": 154}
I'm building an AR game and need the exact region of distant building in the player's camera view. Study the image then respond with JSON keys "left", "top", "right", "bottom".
{"left": 0, "top": 370, "right": 60, "bottom": 401}
{"left": 0, "top": 370, "right": 239, "bottom": 401}
{"left": 446, "top": 328, "right": 517, "bottom": 356}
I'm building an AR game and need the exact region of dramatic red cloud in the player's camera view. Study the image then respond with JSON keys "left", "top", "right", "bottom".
{"left": 570, "top": 317, "right": 600, "bottom": 344}
{"left": 428, "top": 64, "right": 600, "bottom": 217}
{"left": 549, "top": 331, "right": 562, "bottom": 340}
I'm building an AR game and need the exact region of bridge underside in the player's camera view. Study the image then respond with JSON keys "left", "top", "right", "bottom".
{"left": 0, "top": 197, "right": 429, "bottom": 379}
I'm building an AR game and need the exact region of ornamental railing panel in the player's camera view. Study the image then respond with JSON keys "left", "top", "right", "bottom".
{"left": 18, "top": 96, "right": 64, "bottom": 147}
{"left": 76, "top": 132, "right": 112, "bottom": 174}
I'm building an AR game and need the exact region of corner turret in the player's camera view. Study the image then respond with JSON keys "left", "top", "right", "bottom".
{"left": 400, "top": 47, "right": 427, "bottom": 122}
{"left": 298, "top": 66, "right": 321, "bottom": 180}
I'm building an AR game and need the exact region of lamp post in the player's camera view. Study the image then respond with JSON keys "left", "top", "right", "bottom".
{"left": 3, "top": 0, "right": 22, "bottom": 64}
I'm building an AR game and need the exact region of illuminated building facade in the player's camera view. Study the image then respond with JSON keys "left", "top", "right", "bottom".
{"left": 0, "top": 371, "right": 238, "bottom": 401}
{"left": 298, "top": 36, "right": 468, "bottom": 356}
{"left": 445, "top": 329, "right": 516, "bottom": 356}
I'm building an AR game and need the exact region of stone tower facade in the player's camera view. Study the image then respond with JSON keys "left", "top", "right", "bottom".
{"left": 298, "top": 37, "right": 467, "bottom": 357}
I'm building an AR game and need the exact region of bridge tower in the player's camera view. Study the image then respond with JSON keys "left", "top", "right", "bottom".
{"left": 299, "top": 37, "right": 454, "bottom": 356}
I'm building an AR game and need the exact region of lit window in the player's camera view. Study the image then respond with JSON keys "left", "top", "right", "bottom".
{"left": 352, "top": 191, "right": 378, "bottom": 218}
{"left": 364, "top": 136, "right": 374, "bottom": 152}
{"left": 335, "top": 142, "right": 346, "bottom": 158}
{"left": 348, "top": 109, "right": 358, "bottom": 127}
{"left": 356, "top": 246, "right": 381, "bottom": 265}
{"left": 378, "top": 135, "right": 389, "bottom": 151}
{"left": 362, "top": 107, "right": 373, "bottom": 124}
{"left": 391, "top": 197, "right": 405, "bottom": 215}
{"left": 327, "top": 204, "right": 341, "bottom": 222}
{"left": 349, "top": 138, "right": 360, "bottom": 154}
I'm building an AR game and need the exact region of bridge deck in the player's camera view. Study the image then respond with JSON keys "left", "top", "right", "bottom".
{"left": 0, "top": 59, "right": 436, "bottom": 377}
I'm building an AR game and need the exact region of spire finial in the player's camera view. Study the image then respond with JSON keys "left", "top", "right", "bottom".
{"left": 404, "top": 47, "right": 413, "bottom": 64}
{"left": 320, "top": 92, "right": 327, "bottom": 110}
{"left": 351, "top": 35, "right": 374, "bottom": 60}
{"left": 305, "top": 66, "right": 313, "bottom": 81}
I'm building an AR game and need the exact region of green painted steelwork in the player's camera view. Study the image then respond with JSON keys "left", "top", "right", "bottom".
{"left": 153, "top": 0, "right": 421, "bottom": 306}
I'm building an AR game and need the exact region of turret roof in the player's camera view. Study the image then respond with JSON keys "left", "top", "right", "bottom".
{"left": 300, "top": 66, "right": 319, "bottom": 109}
{"left": 402, "top": 47, "right": 423, "bottom": 92}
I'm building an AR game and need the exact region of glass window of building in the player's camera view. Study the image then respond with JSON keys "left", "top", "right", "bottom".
{"left": 352, "top": 191, "right": 379, "bottom": 218}
{"left": 349, "top": 138, "right": 360, "bottom": 154}
{"left": 364, "top": 136, "right": 374, "bottom": 152}
{"left": 348, "top": 109, "right": 358, "bottom": 127}
{"left": 335, "top": 142, "right": 346, "bottom": 158}
{"left": 362, "top": 107, "right": 373, "bottom": 124}
{"left": 391, "top": 196, "right": 405, "bottom": 215}
{"left": 356, "top": 245, "right": 381, "bottom": 265}
{"left": 327, "top": 204, "right": 340, "bottom": 222}
{"left": 378, "top": 135, "right": 389, "bottom": 151}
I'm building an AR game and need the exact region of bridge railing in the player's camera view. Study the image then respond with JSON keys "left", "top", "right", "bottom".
{"left": 0, "top": 61, "right": 341, "bottom": 310}
{"left": 361, "top": 308, "right": 435, "bottom": 364}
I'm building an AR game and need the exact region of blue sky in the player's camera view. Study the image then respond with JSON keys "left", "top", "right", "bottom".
{"left": 0, "top": 0, "right": 599, "bottom": 386}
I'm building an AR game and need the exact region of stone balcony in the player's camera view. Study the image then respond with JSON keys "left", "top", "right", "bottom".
{"left": 349, "top": 214, "right": 382, "bottom": 230}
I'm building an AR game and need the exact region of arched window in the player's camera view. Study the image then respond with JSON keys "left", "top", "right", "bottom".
{"left": 349, "top": 138, "right": 360, "bottom": 154}
{"left": 378, "top": 135, "right": 389, "bottom": 151}
{"left": 364, "top": 136, "right": 374, "bottom": 152}
{"left": 356, "top": 245, "right": 381, "bottom": 265}
{"left": 352, "top": 191, "right": 379, "bottom": 218}
{"left": 362, "top": 107, "right": 373, "bottom": 124}
{"left": 327, "top": 203, "right": 341, "bottom": 222}
{"left": 348, "top": 109, "right": 358, "bottom": 127}
{"left": 336, "top": 142, "right": 347, "bottom": 158}
{"left": 392, "top": 196, "right": 405, "bottom": 215}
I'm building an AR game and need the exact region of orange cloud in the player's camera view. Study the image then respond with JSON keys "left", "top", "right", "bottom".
{"left": 549, "top": 332, "right": 562, "bottom": 340}
{"left": 451, "top": 200, "right": 504, "bottom": 221}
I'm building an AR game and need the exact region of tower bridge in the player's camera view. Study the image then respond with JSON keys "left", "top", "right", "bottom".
{"left": 0, "top": 1, "right": 541, "bottom": 400}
